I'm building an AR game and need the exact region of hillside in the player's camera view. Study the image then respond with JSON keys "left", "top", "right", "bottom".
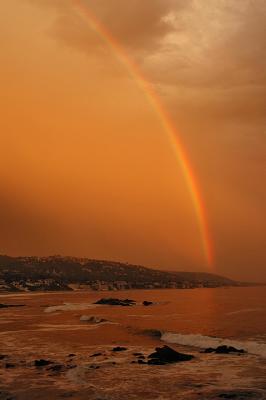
{"left": 0, "top": 255, "right": 237, "bottom": 292}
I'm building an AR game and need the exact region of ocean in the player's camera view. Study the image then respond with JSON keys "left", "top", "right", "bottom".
{"left": 0, "top": 287, "right": 265, "bottom": 399}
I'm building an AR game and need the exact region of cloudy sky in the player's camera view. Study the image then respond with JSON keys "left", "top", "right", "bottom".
{"left": 0, "top": 0, "right": 265, "bottom": 280}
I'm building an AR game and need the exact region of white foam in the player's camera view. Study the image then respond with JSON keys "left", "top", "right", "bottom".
{"left": 161, "top": 332, "right": 266, "bottom": 358}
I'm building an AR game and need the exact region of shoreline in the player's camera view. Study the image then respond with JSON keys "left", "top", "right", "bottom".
{"left": 1, "top": 288, "right": 265, "bottom": 399}
{"left": 0, "top": 284, "right": 263, "bottom": 297}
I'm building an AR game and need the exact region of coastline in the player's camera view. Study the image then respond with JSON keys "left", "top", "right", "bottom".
{"left": 1, "top": 288, "right": 266, "bottom": 399}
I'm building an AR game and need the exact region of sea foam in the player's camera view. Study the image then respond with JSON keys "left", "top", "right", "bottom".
{"left": 161, "top": 332, "right": 266, "bottom": 358}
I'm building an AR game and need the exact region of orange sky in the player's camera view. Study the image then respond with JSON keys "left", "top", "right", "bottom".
{"left": 0, "top": 0, "right": 265, "bottom": 281}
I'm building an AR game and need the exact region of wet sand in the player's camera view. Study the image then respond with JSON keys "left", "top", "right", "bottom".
{"left": 0, "top": 290, "right": 266, "bottom": 399}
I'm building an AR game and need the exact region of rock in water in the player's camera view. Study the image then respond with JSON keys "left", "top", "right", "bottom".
{"left": 148, "top": 345, "right": 194, "bottom": 364}
{"left": 217, "top": 390, "right": 261, "bottom": 399}
{"left": 147, "top": 358, "right": 166, "bottom": 365}
{"left": 5, "top": 363, "right": 15, "bottom": 369}
{"left": 203, "top": 347, "right": 216, "bottom": 353}
{"left": 143, "top": 301, "right": 153, "bottom": 306}
{"left": 94, "top": 298, "right": 136, "bottom": 306}
{"left": 112, "top": 346, "right": 127, "bottom": 352}
{"left": 0, "top": 304, "right": 25, "bottom": 308}
{"left": 217, "top": 345, "right": 245, "bottom": 354}
{"left": 137, "top": 359, "right": 147, "bottom": 364}
{"left": 47, "top": 364, "right": 66, "bottom": 373}
{"left": 204, "top": 345, "right": 245, "bottom": 354}
{"left": 34, "top": 359, "right": 53, "bottom": 367}
{"left": 90, "top": 352, "right": 102, "bottom": 357}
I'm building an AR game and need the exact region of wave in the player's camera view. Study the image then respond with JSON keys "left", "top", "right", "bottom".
{"left": 161, "top": 332, "right": 266, "bottom": 358}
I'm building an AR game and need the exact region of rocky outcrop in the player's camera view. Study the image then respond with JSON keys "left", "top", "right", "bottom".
{"left": 147, "top": 345, "right": 194, "bottom": 365}
{"left": 34, "top": 359, "right": 53, "bottom": 367}
{"left": 215, "top": 390, "right": 262, "bottom": 399}
{"left": 94, "top": 298, "right": 136, "bottom": 306}
{"left": 47, "top": 364, "right": 66, "bottom": 373}
{"left": 5, "top": 363, "right": 15, "bottom": 369}
{"left": 143, "top": 301, "right": 153, "bottom": 306}
{"left": 112, "top": 346, "right": 127, "bottom": 352}
{"left": 204, "top": 345, "right": 246, "bottom": 354}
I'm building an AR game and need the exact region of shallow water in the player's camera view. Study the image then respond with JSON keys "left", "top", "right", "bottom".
{"left": 0, "top": 287, "right": 265, "bottom": 399}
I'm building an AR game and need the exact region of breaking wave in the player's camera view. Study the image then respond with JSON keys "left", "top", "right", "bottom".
{"left": 161, "top": 332, "right": 266, "bottom": 358}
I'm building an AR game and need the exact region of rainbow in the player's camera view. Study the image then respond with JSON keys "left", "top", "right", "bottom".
{"left": 71, "top": 0, "right": 213, "bottom": 268}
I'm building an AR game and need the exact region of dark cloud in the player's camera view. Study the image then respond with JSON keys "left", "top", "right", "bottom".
{"left": 156, "top": 1, "right": 266, "bottom": 122}
{"left": 29, "top": 1, "right": 266, "bottom": 87}
{"left": 30, "top": 0, "right": 187, "bottom": 53}
{"left": 35, "top": 0, "right": 265, "bottom": 123}
{"left": 83, "top": 0, "right": 179, "bottom": 49}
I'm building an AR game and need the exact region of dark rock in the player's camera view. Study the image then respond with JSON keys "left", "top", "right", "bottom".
{"left": 133, "top": 352, "right": 143, "bottom": 356}
{"left": 147, "top": 359, "right": 166, "bottom": 365}
{"left": 112, "top": 346, "right": 127, "bottom": 352}
{"left": 147, "top": 345, "right": 194, "bottom": 364}
{"left": 215, "top": 346, "right": 243, "bottom": 354}
{"left": 137, "top": 359, "right": 147, "bottom": 364}
{"left": 90, "top": 352, "right": 102, "bottom": 357}
{"left": 204, "top": 345, "right": 246, "bottom": 354}
{"left": 68, "top": 354, "right": 76, "bottom": 357}
{"left": 34, "top": 359, "right": 53, "bottom": 367}
{"left": 0, "top": 355, "right": 7, "bottom": 360}
{"left": 137, "top": 355, "right": 145, "bottom": 360}
{"left": 5, "top": 363, "right": 15, "bottom": 369}
{"left": 217, "top": 390, "right": 261, "bottom": 399}
{"left": 227, "top": 346, "right": 245, "bottom": 354}
{"left": 94, "top": 298, "right": 136, "bottom": 306}
{"left": 203, "top": 347, "right": 215, "bottom": 353}
{"left": 0, "top": 304, "right": 25, "bottom": 308}
{"left": 47, "top": 364, "right": 66, "bottom": 373}
{"left": 143, "top": 301, "right": 153, "bottom": 306}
